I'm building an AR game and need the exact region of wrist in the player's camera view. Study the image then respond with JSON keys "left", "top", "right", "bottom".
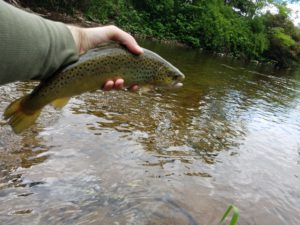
{"left": 67, "top": 25, "right": 88, "bottom": 54}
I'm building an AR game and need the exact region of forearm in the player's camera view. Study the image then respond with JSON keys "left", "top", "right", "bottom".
{"left": 0, "top": 1, "right": 79, "bottom": 85}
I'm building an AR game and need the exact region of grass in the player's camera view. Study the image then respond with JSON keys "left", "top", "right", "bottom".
{"left": 219, "top": 205, "right": 239, "bottom": 225}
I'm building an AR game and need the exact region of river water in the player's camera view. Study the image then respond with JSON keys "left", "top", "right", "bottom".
{"left": 0, "top": 41, "right": 299, "bottom": 225}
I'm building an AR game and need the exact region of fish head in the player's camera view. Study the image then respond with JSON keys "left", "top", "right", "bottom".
{"left": 153, "top": 64, "right": 185, "bottom": 88}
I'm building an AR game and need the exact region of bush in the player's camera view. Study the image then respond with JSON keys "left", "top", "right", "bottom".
{"left": 15, "top": 0, "right": 300, "bottom": 67}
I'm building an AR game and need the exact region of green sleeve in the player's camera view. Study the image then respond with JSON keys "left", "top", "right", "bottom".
{"left": 0, "top": 1, "right": 79, "bottom": 85}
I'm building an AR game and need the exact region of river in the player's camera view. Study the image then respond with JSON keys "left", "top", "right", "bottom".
{"left": 0, "top": 40, "right": 299, "bottom": 225}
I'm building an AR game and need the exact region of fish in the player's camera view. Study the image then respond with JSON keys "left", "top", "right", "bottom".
{"left": 3, "top": 44, "right": 185, "bottom": 134}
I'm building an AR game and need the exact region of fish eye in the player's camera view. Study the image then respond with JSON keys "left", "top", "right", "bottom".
{"left": 172, "top": 75, "right": 178, "bottom": 80}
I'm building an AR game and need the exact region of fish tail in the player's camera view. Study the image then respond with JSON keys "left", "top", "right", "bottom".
{"left": 3, "top": 96, "right": 41, "bottom": 134}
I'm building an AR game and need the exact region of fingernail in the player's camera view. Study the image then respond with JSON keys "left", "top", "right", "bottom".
{"left": 137, "top": 46, "right": 144, "bottom": 54}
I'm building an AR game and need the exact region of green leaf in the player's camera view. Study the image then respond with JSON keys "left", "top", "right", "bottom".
{"left": 219, "top": 205, "right": 239, "bottom": 225}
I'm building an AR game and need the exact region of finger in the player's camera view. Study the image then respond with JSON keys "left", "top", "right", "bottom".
{"left": 103, "top": 80, "right": 114, "bottom": 91}
{"left": 129, "top": 84, "right": 139, "bottom": 92}
{"left": 109, "top": 26, "right": 144, "bottom": 55}
{"left": 120, "top": 35, "right": 144, "bottom": 55}
{"left": 114, "top": 79, "right": 124, "bottom": 90}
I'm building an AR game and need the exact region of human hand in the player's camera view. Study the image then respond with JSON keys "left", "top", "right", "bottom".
{"left": 67, "top": 25, "right": 143, "bottom": 55}
{"left": 67, "top": 25, "right": 142, "bottom": 91}
{"left": 102, "top": 78, "right": 139, "bottom": 92}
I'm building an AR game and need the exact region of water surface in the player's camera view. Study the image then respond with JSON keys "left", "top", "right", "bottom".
{"left": 0, "top": 41, "right": 299, "bottom": 225}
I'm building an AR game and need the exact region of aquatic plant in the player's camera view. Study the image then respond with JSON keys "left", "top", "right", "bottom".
{"left": 219, "top": 205, "right": 239, "bottom": 225}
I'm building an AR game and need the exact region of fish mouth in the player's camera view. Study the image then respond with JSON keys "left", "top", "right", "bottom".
{"left": 173, "top": 82, "right": 183, "bottom": 88}
{"left": 172, "top": 73, "right": 185, "bottom": 88}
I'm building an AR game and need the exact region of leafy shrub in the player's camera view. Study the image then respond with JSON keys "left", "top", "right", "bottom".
{"left": 15, "top": 0, "right": 300, "bottom": 67}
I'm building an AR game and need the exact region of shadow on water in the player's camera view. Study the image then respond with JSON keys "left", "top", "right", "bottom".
{"left": 0, "top": 40, "right": 300, "bottom": 225}
{"left": 37, "top": 195, "right": 200, "bottom": 225}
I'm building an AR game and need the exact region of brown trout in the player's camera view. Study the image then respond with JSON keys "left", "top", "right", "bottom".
{"left": 4, "top": 45, "right": 185, "bottom": 133}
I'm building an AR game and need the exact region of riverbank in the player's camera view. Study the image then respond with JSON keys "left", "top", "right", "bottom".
{"left": 7, "top": 0, "right": 300, "bottom": 68}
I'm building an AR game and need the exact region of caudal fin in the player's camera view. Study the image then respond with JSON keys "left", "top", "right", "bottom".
{"left": 3, "top": 96, "right": 41, "bottom": 134}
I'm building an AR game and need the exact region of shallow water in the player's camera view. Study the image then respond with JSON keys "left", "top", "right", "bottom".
{"left": 0, "top": 41, "right": 300, "bottom": 225}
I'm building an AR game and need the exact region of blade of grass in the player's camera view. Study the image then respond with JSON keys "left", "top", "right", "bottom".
{"left": 219, "top": 205, "right": 239, "bottom": 225}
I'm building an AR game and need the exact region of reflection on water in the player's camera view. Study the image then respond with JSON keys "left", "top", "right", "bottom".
{"left": 0, "top": 40, "right": 300, "bottom": 225}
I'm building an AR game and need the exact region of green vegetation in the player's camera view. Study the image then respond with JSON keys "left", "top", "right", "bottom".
{"left": 219, "top": 205, "right": 239, "bottom": 225}
{"left": 17, "top": 0, "right": 300, "bottom": 67}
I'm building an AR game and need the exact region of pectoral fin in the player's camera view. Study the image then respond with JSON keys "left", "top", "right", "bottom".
{"left": 51, "top": 97, "right": 70, "bottom": 109}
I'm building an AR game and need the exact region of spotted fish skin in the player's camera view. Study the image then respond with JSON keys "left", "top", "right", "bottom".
{"left": 29, "top": 45, "right": 184, "bottom": 109}
{"left": 3, "top": 45, "right": 185, "bottom": 133}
